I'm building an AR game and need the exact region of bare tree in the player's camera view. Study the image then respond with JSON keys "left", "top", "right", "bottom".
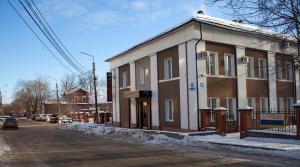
{"left": 210, "top": 0, "right": 299, "bottom": 58}
{"left": 14, "top": 78, "right": 51, "bottom": 116}
{"left": 60, "top": 73, "right": 77, "bottom": 93}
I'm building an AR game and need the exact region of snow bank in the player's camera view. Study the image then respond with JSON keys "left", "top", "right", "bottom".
{"left": 60, "top": 123, "right": 300, "bottom": 160}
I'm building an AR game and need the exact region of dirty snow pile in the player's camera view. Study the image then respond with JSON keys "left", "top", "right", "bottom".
{"left": 0, "top": 135, "right": 10, "bottom": 158}
{"left": 59, "top": 122, "right": 300, "bottom": 159}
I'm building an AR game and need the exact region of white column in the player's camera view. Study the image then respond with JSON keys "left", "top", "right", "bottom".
{"left": 268, "top": 51, "right": 277, "bottom": 110}
{"left": 236, "top": 46, "right": 247, "bottom": 108}
{"left": 115, "top": 67, "right": 120, "bottom": 123}
{"left": 129, "top": 62, "right": 136, "bottom": 125}
{"left": 296, "top": 69, "right": 300, "bottom": 102}
{"left": 196, "top": 41, "right": 207, "bottom": 109}
{"left": 112, "top": 69, "right": 117, "bottom": 122}
{"left": 187, "top": 40, "right": 198, "bottom": 130}
{"left": 150, "top": 53, "right": 159, "bottom": 128}
{"left": 178, "top": 43, "right": 188, "bottom": 129}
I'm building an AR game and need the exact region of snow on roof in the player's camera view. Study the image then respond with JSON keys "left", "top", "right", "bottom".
{"left": 106, "top": 14, "right": 294, "bottom": 63}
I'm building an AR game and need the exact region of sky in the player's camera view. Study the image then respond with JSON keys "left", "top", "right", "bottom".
{"left": 0, "top": 0, "right": 230, "bottom": 103}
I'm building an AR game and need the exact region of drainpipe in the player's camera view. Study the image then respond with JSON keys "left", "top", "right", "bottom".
{"left": 195, "top": 21, "right": 203, "bottom": 131}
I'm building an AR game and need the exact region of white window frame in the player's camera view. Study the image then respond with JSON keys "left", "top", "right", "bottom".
{"left": 287, "top": 97, "right": 294, "bottom": 114}
{"left": 286, "top": 62, "right": 293, "bottom": 81}
{"left": 247, "top": 57, "right": 255, "bottom": 78}
{"left": 140, "top": 66, "right": 147, "bottom": 85}
{"left": 258, "top": 58, "right": 267, "bottom": 79}
{"left": 165, "top": 99, "right": 174, "bottom": 122}
{"left": 247, "top": 97, "right": 256, "bottom": 119}
{"left": 224, "top": 53, "right": 235, "bottom": 76}
{"left": 226, "top": 97, "right": 236, "bottom": 121}
{"left": 207, "top": 51, "right": 219, "bottom": 75}
{"left": 277, "top": 97, "right": 284, "bottom": 113}
{"left": 208, "top": 97, "right": 220, "bottom": 122}
{"left": 164, "top": 57, "right": 172, "bottom": 80}
{"left": 122, "top": 71, "right": 128, "bottom": 88}
{"left": 260, "top": 97, "right": 269, "bottom": 113}
{"left": 276, "top": 60, "right": 283, "bottom": 80}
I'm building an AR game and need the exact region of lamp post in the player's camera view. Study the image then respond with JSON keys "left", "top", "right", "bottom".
{"left": 80, "top": 51, "right": 99, "bottom": 124}
{"left": 48, "top": 76, "right": 60, "bottom": 115}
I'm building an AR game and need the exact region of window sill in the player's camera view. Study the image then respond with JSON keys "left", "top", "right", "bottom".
{"left": 206, "top": 75, "right": 237, "bottom": 79}
{"left": 276, "top": 80, "right": 294, "bottom": 82}
{"left": 159, "top": 77, "right": 180, "bottom": 83}
{"left": 119, "top": 86, "right": 130, "bottom": 90}
{"left": 246, "top": 78, "right": 268, "bottom": 81}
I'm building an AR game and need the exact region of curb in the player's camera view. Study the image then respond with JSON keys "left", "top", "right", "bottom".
{"left": 208, "top": 141, "right": 287, "bottom": 151}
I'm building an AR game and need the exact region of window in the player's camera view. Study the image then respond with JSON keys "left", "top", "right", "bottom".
{"left": 226, "top": 97, "right": 236, "bottom": 121}
{"left": 277, "top": 97, "right": 284, "bottom": 113}
{"left": 276, "top": 61, "right": 282, "bottom": 80}
{"left": 287, "top": 97, "right": 294, "bottom": 114}
{"left": 207, "top": 52, "right": 218, "bottom": 75}
{"left": 286, "top": 62, "right": 293, "bottom": 81}
{"left": 140, "top": 66, "right": 148, "bottom": 84}
{"left": 247, "top": 97, "right": 256, "bottom": 119}
{"left": 122, "top": 71, "right": 128, "bottom": 88}
{"left": 224, "top": 54, "right": 235, "bottom": 76}
{"left": 247, "top": 57, "right": 255, "bottom": 78}
{"left": 165, "top": 99, "right": 174, "bottom": 122}
{"left": 258, "top": 58, "right": 267, "bottom": 79}
{"left": 208, "top": 97, "right": 220, "bottom": 122}
{"left": 260, "top": 97, "right": 269, "bottom": 113}
{"left": 164, "top": 57, "right": 172, "bottom": 80}
{"left": 82, "top": 96, "right": 87, "bottom": 103}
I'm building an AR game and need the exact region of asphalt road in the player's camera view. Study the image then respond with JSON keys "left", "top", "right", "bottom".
{"left": 0, "top": 119, "right": 299, "bottom": 167}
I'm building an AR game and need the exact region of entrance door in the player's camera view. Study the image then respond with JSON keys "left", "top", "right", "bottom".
{"left": 140, "top": 98, "right": 151, "bottom": 129}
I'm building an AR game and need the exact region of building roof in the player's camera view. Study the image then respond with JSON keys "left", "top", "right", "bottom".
{"left": 105, "top": 13, "right": 293, "bottom": 62}
{"left": 63, "top": 88, "right": 89, "bottom": 96}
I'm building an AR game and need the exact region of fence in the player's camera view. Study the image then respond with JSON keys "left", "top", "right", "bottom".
{"left": 205, "top": 110, "right": 239, "bottom": 133}
{"left": 250, "top": 110, "right": 296, "bottom": 134}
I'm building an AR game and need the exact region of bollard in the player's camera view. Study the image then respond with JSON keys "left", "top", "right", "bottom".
{"left": 214, "top": 107, "right": 227, "bottom": 136}
{"left": 239, "top": 107, "right": 253, "bottom": 139}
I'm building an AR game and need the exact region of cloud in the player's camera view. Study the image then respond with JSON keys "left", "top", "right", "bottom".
{"left": 130, "top": 1, "right": 148, "bottom": 10}
{"left": 83, "top": 10, "right": 119, "bottom": 26}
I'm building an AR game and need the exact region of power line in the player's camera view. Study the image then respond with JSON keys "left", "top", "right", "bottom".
{"left": 6, "top": 0, "right": 80, "bottom": 77}
{"left": 29, "top": 0, "right": 88, "bottom": 71}
{"left": 19, "top": 0, "right": 85, "bottom": 74}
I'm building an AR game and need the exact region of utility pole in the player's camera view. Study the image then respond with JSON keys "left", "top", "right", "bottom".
{"left": 81, "top": 52, "right": 99, "bottom": 124}
{"left": 48, "top": 76, "right": 60, "bottom": 115}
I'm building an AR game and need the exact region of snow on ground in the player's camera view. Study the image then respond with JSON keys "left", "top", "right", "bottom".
{"left": 0, "top": 135, "right": 10, "bottom": 159}
{"left": 59, "top": 122, "right": 300, "bottom": 160}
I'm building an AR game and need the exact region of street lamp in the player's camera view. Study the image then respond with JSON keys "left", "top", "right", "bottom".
{"left": 80, "top": 51, "right": 99, "bottom": 124}
{"left": 48, "top": 76, "right": 61, "bottom": 115}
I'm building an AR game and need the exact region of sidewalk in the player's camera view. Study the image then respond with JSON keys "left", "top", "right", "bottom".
{"left": 60, "top": 122, "right": 300, "bottom": 159}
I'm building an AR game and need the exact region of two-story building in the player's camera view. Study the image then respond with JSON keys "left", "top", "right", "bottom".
{"left": 106, "top": 12, "right": 298, "bottom": 132}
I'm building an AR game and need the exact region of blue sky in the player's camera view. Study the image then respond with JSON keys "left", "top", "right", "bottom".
{"left": 0, "top": 0, "right": 229, "bottom": 103}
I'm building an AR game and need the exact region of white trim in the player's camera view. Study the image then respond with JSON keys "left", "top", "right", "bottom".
{"left": 208, "top": 97, "right": 220, "bottom": 122}
{"left": 260, "top": 97, "right": 269, "bottom": 113}
{"left": 247, "top": 56, "right": 255, "bottom": 78}
{"left": 115, "top": 68, "right": 120, "bottom": 122}
{"left": 119, "top": 86, "right": 131, "bottom": 90}
{"left": 276, "top": 79, "right": 294, "bottom": 83}
{"left": 196, "top": 41, "right": 207, "bottom": 109}
{"left": 246, "top": 77, "right": 268, "bottom": 81}
{"left": 267, "top": 51, "right": 277, "bottom": 110}
{"left": 129, "top": 62, "right": 137, "bottom": 125}
{"left": 207, "top": 51, "right": 219, "bottom": 75}
{"left": 258, "top": 58, "right": 267, "bottom": 79}
{"left": 224, "top": 53, "right": 235, "bottom": 76}
{"left": 164, "top": 57, "right": 172, "bottom": 80}
{"left": 206, "top": 75, "right": 237, "bottom": 79}
{"left": 226, "top": 97, "right": 236, "bottom": 121}
{"left": 247, "top": 97, "right": 256, "bottom": 118}
{"left": 236, "top": 46, "right": 247, "bottom": 108}
{"left": 158, "top": 77, "right": 180, "bottom": 83}
{"left": 165, "top": 99, "right": 174, "bottom": 122}
{"left": 178, "top": 43, "right": 189, "bottom": 129}
{"left": 150, "top": 53, "right": 160, "bottom": 127}
{"left": 187, "top": 40, "right": 198, "bottom": 130}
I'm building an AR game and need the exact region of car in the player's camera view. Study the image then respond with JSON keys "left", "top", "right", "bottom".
{"left": 58, "top": 115, "right": 73, "bottom": 123}
{"left": 45, "top": 114, "right": 52, "bottom": 122}
{"left": 49, "top": 114, "right": 59, "bottom": 123}
{"left": 1, "top": 116, "right": 18, "bottom": 130}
